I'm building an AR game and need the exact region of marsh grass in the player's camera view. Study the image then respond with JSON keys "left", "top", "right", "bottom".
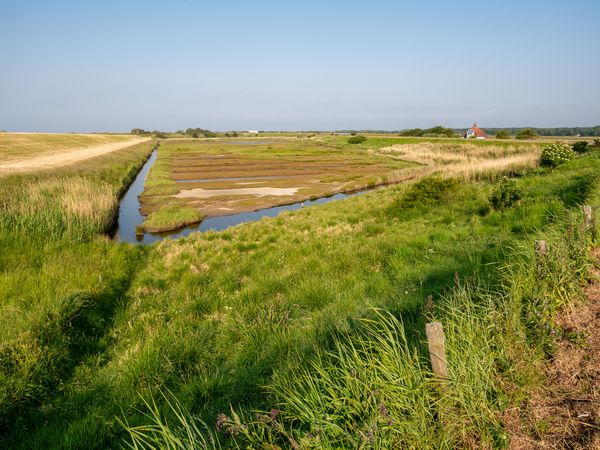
{"left": 0, "top": 139, "right": 155, "bottom": 442}
{"left": 139, "top": 138, "right": 414, "bottom": 231}
{"left": 140, "top": 137, "right": 541, "bottom": 233}
{"left": 144, "top": 204, "right": 204, "bottom": 233}
{"left": 0, "top": 176, "right": 115, "bottom": 240}
{"left": 116, "top": 151, "right": 600, "bottom": 450}
{"left": 1, "top": 137, "right": 599, "bottom": 449}
{"left": 376, "top": 141, "right": 541, "bottom": 181}
{"left": 120, "top": 391, "right": 223, "bottom": 450}
{"left": 0, "top": 140, "right": 155, "bottom": 240}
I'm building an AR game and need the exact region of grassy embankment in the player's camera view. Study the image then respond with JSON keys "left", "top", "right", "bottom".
{"left": 0, "top": 133, "right": 138, "bottom": 163}
{"left": 0, "top": 138, "right": 156, "bottom": 446}
{"left": 139, "top": 136, "right": 539, "bottom": 233}
{"left": 1, "top": 136, "right": 598, "bottom": 448}
{"left": 115, "top": 151, "right": 599, "bottom": 449}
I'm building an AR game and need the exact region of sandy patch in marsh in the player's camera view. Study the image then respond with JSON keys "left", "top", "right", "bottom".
{"left": 0, "top": 136, "right": 151, "bottom": 174}
{"left": 174, "top": 187, "right": 299, "bottom": 199}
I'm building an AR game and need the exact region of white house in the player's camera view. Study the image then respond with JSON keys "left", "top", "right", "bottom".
{"left": 464, "top": 122, "right": 487, "bottom": 139}
{"left": 248, "top": 130, "right": 259, "bottom": 134}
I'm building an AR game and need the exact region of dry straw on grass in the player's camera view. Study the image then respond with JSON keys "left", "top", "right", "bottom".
{"left": 377, "top": 142, "right": 541, "bottom": 181}
{"left": 0, "top": 176, "right": 115, "bottom": 238}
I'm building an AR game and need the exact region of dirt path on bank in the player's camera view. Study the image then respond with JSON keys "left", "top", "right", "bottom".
{"left": 0, "top": 136, "right": 151, "bottom": 174}
{"left": 507, "top": 249, "right": 600, "bottom": 449}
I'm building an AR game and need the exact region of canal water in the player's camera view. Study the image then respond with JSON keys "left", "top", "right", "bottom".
{"left": 114, "top": 148, "right": 373, "bottom": 245}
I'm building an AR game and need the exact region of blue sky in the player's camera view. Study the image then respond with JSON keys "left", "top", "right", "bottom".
{"left": 1, "top": 0, "right": 599, "bottom": 132}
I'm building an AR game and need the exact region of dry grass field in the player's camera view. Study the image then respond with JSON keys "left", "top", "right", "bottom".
{"left": 374, "top": 141, "right": 542, "bottom": 180}
{"left": 0, "top": 133, "right": 150, "bottom": 173}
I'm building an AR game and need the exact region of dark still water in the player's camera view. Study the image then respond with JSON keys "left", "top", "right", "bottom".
{"left": 113, "top": 148, "right": 372, "bottom": 245}
{"left": 114, "top": 149, "right": 158, "bottom": 243}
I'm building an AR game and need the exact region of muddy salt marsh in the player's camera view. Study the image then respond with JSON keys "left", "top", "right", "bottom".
{"left": 114, "top": 146, "right": 376, "bottom": 244}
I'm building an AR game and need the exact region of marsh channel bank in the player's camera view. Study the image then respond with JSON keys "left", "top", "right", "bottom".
{"left": 114, "top": 146, "right": 378, "bottom": 245}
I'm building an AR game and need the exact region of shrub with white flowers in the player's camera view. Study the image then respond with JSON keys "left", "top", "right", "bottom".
{"left": 540, "top": 142, "right": 574, "bottom": 168}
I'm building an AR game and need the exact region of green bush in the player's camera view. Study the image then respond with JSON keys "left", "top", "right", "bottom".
{"left": 347, "top": 135, "right": 367, "bottom": 144}
{"left": 392, "top": 176, "right": 459, "bottom": 211}
{"left": 495, "top": 130, "right": 510, "bottom": 139}
{"left": 571, "top": 141, "right": 589, "bottom": 154}
{"left": 489, "top": 177, "right": 523, "bottom": 210}
{"left": 516, "top": 128, "right": 538, "bottom": 140}
{"left": 540, "top": 142, "right": 575, "bottom": 168}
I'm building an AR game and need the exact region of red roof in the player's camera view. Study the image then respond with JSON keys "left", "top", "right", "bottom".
{"left": 468, "top": 122, "right": 487, "bottom": 138}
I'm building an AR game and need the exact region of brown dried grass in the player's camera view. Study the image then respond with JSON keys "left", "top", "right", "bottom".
{"left": 376, "top": 142, "right": 541, "bottom": 181}
{"left": 506, "top": 251, "right": 600, "bottom": 449}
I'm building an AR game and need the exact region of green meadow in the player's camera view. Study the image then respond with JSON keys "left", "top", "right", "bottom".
{"left": 0, "top": 135, "right": 598, "bottom": 448}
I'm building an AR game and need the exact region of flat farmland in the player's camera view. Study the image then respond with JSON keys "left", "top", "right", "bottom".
{"left": 140, "top": 137, "right": 413, "bottom": 231}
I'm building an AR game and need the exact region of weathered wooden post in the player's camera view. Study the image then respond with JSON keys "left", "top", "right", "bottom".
{"left": 535, "top": 240, "right": 547, "bottom": 257}
{"left": 583, "top": 205, "right": 593, "bottom": 231}
{"left": 535, "top": 240, "right": 547, "bottom": 275}
{"left": 424, "top": 295, "right": 434, "bottom": 314}
{"left": 426, "top": 322, "right": 449, "bottom": 382}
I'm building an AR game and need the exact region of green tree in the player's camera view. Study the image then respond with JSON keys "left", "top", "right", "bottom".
{"left": 495, "top": 130, "right": 510, "bottom": 139}
{"left": 347, "top": 135, "right": 367, "bottom": 144}
{"left": 516, "top": 128, "right": 538, "bottom": 140}
{"left": 571, "top": 141, "right": 588, "bottom": 153}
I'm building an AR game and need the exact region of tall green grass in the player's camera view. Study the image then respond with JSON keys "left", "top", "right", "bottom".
{"left": 0, "top": 140, "right": 155, "bottom": 443}
{"left": 117, "top": 152, "right": 600, "bottom": 449}
{"left": 1, "top": 143, "right": 598, "bottom": 448}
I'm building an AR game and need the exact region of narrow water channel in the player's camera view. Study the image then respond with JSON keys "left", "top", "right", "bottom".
{"left": 114, "top": 148, "right": 373, "bottom": 245}
{"left": 114, "top": 148, "right": 158, "bottom": 243}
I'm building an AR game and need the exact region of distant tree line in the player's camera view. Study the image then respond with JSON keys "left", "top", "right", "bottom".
{"left": 130, "top": 128, "right": 217, "bottom": 138}
{"left": 399, "top": 125, "right": 458, "bottom": 138}
{"left": 183, "top": 128, "right": 217, "bottom": 138}
{"left": 460, "top": 126, "right": 600, "bottom": 137}
{"left": 335, "top": 125, "right": 600, "bottom": 138}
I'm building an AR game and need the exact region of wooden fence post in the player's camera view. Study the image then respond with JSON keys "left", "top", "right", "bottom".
{"left": 535, "top": 240, "right": 547, "bottom": 275}
{"left": 535, "top": 241, "right": 548, "bottom": 276}
{"left": 583, "top": 205, "right": 593, "bottom": 230}
{"left": 535, "top": 240, "right": 547, "bottom": 257}
{"left": 424, "top": 295, "right": 434, "bottom": 314}
{"left": 426, "top": 322, "right": 449, "bottom": 382}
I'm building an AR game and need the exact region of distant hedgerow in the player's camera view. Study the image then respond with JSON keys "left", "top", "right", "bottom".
{"left": 540, "top": 142, "right": 574, "bottom": 168}
{"left": 489, "top": 177, "right": 523, "bottom": 210}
